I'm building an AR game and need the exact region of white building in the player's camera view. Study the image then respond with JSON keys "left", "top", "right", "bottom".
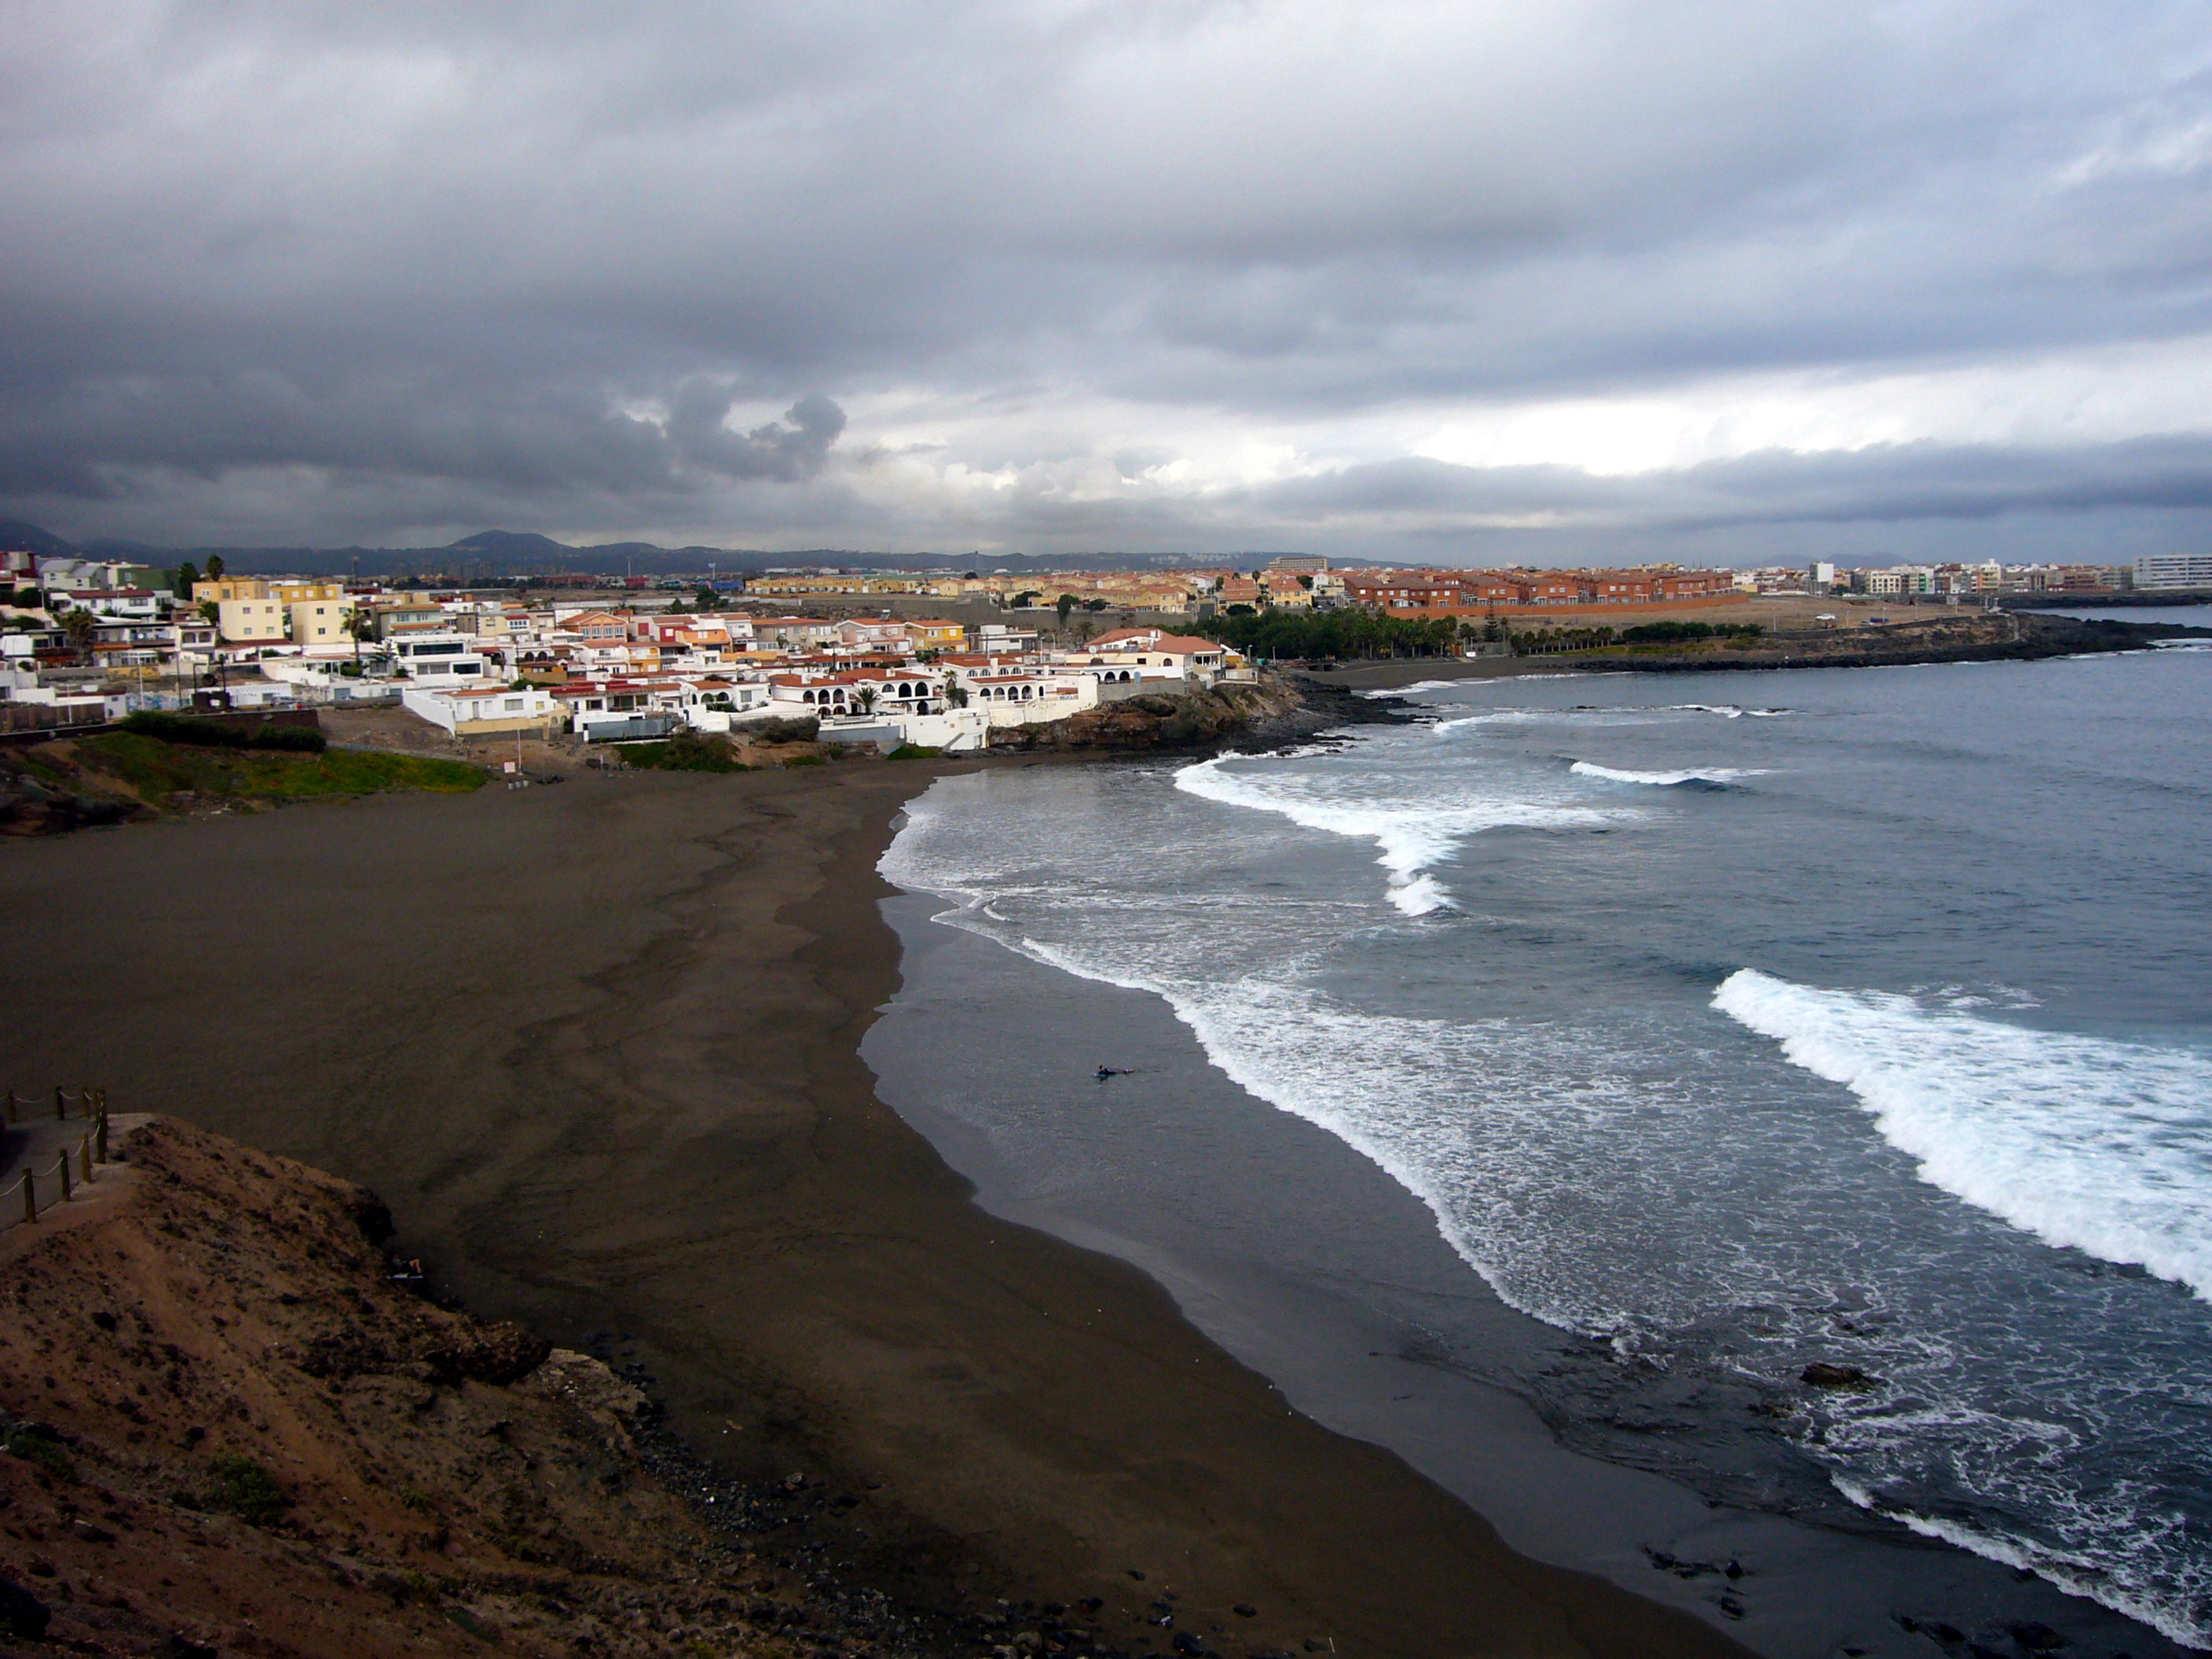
{"left": 401, "top": 683, "right": 560, "bottom": 737}
{"left": 2135, "top": 553, "right": 2212, "bottom": 590}
{"left": 389, "top": 632, "right": 492, "bottom": 686}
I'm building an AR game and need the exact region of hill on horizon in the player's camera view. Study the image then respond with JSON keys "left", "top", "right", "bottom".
{"left": 449, "top": 529, "right": 572, "bottom": 557}
{"left": 0, "top": 518, "right": 82, "bottom": 559}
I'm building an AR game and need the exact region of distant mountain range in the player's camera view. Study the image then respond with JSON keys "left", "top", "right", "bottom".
{"left": 0, "top": 518, "right": 87, "bottom": 561}
{"left": 2, "top": 521, "right": 1317, "bottom": 577}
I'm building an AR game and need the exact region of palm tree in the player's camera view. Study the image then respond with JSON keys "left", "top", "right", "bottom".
{"left": 60, "top": 606, "right": 97, "bottom": 662}
{"left": 342, "top": 608, "right": 374, "bottom": 671}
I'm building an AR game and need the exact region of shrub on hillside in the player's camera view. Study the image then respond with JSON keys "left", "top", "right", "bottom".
{"left": 620, "top": 729, "right": 747, "bottom": 772}
{"left": 119, "top": 711, "right": 328, "bottom": 752}
{"left": 1618, "top": 620, "right": 1763, "bottom": 643}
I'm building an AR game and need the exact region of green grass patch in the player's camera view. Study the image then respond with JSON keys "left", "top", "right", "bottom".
{"left": 884, "top": 743, "right": 943, "bottom": 760}
{"left": 5, "top": 1426, "right": 76, "bottom": 1481}
{"left": 618, "top": 730, "right": 748, "bottom": 771}
{"left": 119, "top": 710, "right": 327, "bottom": 751}
{"left": 782, "top": 753, "right": 826, "bottom": 767}
{"left": 203, "top": 1454, "right": 289, "bottom": 1525}
{"left": 78, "top": 732, "right": 485, "bottom": 805}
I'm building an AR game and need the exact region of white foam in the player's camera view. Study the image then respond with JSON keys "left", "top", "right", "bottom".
{"left": 1357, "top": 679, "right": 1461, "bottom": 698}
{"left": 1433, "top": 709, "right": 1551, "bottom": 733}
{"left": 1389, "top": 873, "right": 1452, "bottom": 915}
{"left": 1715, "top": 968, "right": 2212, "bottom": 1302}
{"left": 1569, "top": 761, "right": 1771, "bottom": 786}
{"left": 1829, "top": 1474, "right": 2211, "bottom": 1648}
{"left": 1174, "top": 753, "right": 1611, "bottom": 910}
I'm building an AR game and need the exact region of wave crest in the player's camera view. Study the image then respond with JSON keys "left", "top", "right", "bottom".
{"left": 1714, "top": 968, "right": 2212, "bottom": 1302}
{"left": 1570, "top": 761, "right": 1770, "bottom": 787}
{"left": 1174, "top": 753, "right": 1614, "bottom": 913}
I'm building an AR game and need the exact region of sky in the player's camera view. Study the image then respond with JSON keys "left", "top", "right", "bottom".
{"left": 5, "top": 0, "right": 2212, "bottom": 565}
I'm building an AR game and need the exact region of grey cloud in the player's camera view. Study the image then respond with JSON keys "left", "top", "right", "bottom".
{"left": 665, "top": 388, "right": 848, "bottom": 482}
{"left": 1231, "top": 437, "right": 2212, "bottom": 550}
{"left": 4, "top": 2, "right": 2212, "bottom": 551}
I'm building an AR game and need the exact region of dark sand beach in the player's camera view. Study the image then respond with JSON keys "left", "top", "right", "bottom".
{"left": 0, "top": 764, "right": 1745, "bottom": 1658}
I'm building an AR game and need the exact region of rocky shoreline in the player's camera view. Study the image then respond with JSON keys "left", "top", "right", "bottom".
{"left": 1566, "top": 611, "right": 2208, "bottom": 674}
{"left": 1306, "top": 610, "right": 2208, "bottom": 690}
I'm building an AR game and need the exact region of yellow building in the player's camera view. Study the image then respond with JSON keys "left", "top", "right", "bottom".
{"left": 214, "top": 596, "right": 288, "bottom": 644}
{"left": 288, "top": 597, "right": 357, "bottom": 651}
{"left": 746, "top": 575, "right": 928, "bottom": 597}
{"left": 195, "top": 578, "right": 343, "bottom": 606}
{"left": 904, "top": 619, "right": 968, "bottom": 649}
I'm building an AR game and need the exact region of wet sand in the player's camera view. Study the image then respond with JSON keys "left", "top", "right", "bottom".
{"left": 0, "top": 764, "right": 1745, "bottom": 1657}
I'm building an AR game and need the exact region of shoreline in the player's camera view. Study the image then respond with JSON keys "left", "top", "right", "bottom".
{"left": 865, "top": 877, "right": 2198, "bottom": 1659}
{"left": 0, "top": 760, "right": 1745, "bottom": 1657}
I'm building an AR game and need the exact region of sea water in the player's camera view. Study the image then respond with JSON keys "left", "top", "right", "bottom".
{"left": 880, "top": 643, "right": 2212, "bottom": 1646}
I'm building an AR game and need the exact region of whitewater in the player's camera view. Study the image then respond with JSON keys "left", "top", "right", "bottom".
{"left": 881, "top": 650, "right": 2212, "bottom": 1647}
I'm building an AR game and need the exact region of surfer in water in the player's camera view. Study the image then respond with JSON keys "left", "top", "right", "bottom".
{"left": 1095, "top": 1064, "right": 1130, "bottom": 1081}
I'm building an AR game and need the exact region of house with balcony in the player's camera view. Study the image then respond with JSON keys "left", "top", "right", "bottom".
{"left": 388, "top": 631, "right": 490, "bottom": 687}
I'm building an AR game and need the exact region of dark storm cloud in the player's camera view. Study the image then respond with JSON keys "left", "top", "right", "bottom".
{"left": 3, "top": 1, "right": 2211, "bottom": 552}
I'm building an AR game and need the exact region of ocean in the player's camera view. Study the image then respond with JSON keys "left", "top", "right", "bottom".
{"left": 873, "top": 641, "right": 2212, "bottom": 1655}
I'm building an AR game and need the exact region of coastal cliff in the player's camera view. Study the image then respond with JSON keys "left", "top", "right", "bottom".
{"left": 984, "top": 674, "right": 1393, "bottom": 754}
{"left": 1562, "top": 610, "right": 2206, "bottom": 673}
{"left": 0, "top": 1115, "right": 939, "bottom": 1659}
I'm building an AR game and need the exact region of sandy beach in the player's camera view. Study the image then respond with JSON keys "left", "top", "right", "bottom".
{"left": 0, "top": 763, "right": 1745, "bottom": 1658}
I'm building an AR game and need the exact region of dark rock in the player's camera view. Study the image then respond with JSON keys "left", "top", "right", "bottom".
{"left": 1801, "top": 1362, "right": 1878, "bottom": 1390}
{"left": 1171, "top": 1635, "right": 1207, "bottom": 1657}
{"left": 2009, "top": 1623, "right": 2066, "bottom": 1651}
{"left": 90, "top": 1311, "right": 117, "bottom": 1332}
{"left": 0, "top": 1579, "right": 49, "bottom": 1639}
{"left": 70, "top": 1519, "right": 115, "bottom": 1543}
{"left": 1126, "top": 1569, "right": 1145, "bottom": 1581}
{"left": 427, "top": 1319, "right": 553, "bottom": 1385}
{"left": 343, "top": 1185, "right": 395, "bottom": 1244}
{"left": 1233, "top": 1604, "right": 1258, "bottom": 1617}
{"left": 163, "top": 1638, "right": 216, "bottom": 1659}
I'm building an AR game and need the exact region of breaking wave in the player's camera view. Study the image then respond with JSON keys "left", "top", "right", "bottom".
{"left": 1173, "top": 753, "right": 1615, "bottom": 916}
{"left": 1569, "top": 761, "right": 1770, "bottom": 787}
{"left": 1358, "top": 679, "right": 1463, "bottom": 698}
{"left": 1715, "top": 968, "right": 2212, "bottom": 1302}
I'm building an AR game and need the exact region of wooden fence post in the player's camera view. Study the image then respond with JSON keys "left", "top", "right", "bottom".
{"left": 53, "top": 1086, "right": 65, "bottom": 1121}
{"left": 56, "top": 1149, "right": 70, "bottom": 1204}
{"left": 95, "top": 1116, "right": 108, "bottom": 1164}
{"left": 20, "top": 1172, "right": 34, "bottom": 1225}
{"left": 79, "top": 1135, "right": 92, "bottom": 1185}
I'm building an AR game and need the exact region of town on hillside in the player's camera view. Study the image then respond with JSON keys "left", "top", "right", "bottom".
{"left": 0, "top": 544, "right": 2190, "bottom": 753}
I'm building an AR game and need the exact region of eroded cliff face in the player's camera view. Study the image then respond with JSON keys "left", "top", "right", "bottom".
{"left": 0, "top": 1119, "right": 844, "bottom": 1659}
{"left": 983, "top": 676, "right": 1352, "bottom": 754}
